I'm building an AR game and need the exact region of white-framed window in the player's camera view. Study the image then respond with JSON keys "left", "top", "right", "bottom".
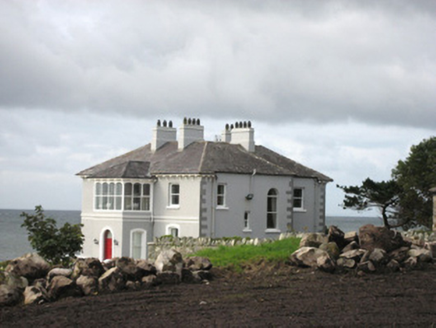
{"left": 267, "top": 189, "right": 278, "bottom": 229}
{"left": 94, "top": 181, "right": 151, "bottom": 211}
{"left": 166, "top": 224, "right": 180, "bottom": 237}
{"left": 95, "top": 182, "right": 122, "bottom": 210}
{"left": 244, "top": 211, "right": 250, "bottom": 230}
{"left": 169, "top": 184, "right": 180, "bottom": 207}
{"left": 130, "top": 229, "right": 146, "bottom": 259}
{"left": 293, "top": 188, "right": 304, "bottom": 210}
{"left": 124, "top": 183, "right": 150, "bottom": 211}
{"left": 217, "top": 184, "right": 226, "bottom": 207}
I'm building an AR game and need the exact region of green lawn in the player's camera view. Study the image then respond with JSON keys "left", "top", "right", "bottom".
{"left": 192, "top": 237, "right": 301, "bottom": 270}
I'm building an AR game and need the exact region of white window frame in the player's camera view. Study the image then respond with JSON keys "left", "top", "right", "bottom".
{"left": 166, "top": 224, "right": 181, "bottom": 237}
{"left": 293, "top": 188, "right": 305, "bottom": 212}
{"left": 130, "top": 229, "right": 147, "bottom": 260}
{"left": 243, "top": 211, "right": 252, "bottom": 232}
{"left": 216, "top": 183, "right": 228, "bottom": 209}
{"left": 168, "top": 183, "right": 180, "bottom": 208}
{"left": 124, "top": 182, "right": 151, "bottom": 211}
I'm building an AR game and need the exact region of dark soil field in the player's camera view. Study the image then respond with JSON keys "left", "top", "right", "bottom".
{"left": 2, "top": 262, "right": 436, "bottom": 327}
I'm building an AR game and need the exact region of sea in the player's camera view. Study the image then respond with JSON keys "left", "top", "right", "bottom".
{"left": 0, "top": 209, "right": 382, "bottom": 262}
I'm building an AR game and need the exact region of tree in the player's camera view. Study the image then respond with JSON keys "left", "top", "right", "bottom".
{"left": 21, "top": 206, "right": 84, "bottom": 265}
{"left": 392, "top": 136, "right": 436, "bottom": 229}
{"left": 337, "top": 178, "right": 405, "bottom": 229}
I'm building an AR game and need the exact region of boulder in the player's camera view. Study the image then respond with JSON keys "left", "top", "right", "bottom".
{"left": 98, "top": 267, "right": 125, "bottom": 292}
{"left": 403, "top": 256, "right": 418, "bottom": 269}
{"left": 336, "top": 258, "right": 356, "bottom": 269}
{"left": 289, "top": 247, "right": 330, "bottom": 268}
{"left": 327, "top": 226, "right": 346, "bottom": 249}
{"left": 299, "top": 233, "right": 328, "bottom": 248}
{"left": 386, "top": 259, "right": 401, "bottom": 272}
{"left": 136, "top": 259, "right": 157, "bottom": 277}
{"left": 47, "top": 268, "right": 72, "bottom": 282}
{"left": 358, "top": 225, "right": 406, "bottom": 253}
{"left": 141, "top": 275, "right": 157, "bottom": 288}
{"left": 155, "top": 249, "right": 184, "bottom": 279}
{"left": 342, "top": 241, "right": 359, "bottom": 253}
{"left": 47, "top": 276, "right": 81, "bottom": 300}
{"left": 389, "top": 246, "right": 410, "bottom": 263}
{"left": 408, "top": 248, "right": 433, "bottom": 263}
{"left": 116, "top": 257, "right": 140, "bottom": 280}
{"left": 72, "top": 258, "right": 105, "bottom": 279}
{"left": 425, "top": 241, "right": 436, "bottom": 258}
{"left": 156, "top": 272, "right": 181, "bottom": 285}
{"left": 184, "top": 257, "right": 213, "bottom": 271}
{"left": 125, "top": 280, "right": 141, "bottom": 290}
{"left": 76, "top": 275, "right": 98, "bottom": 296}
{"left": 319, "top": 242, "right": 340, "bottom": 259}
{"left": 344, "top": 231, "right": 358, "bottom": 244}
{"left": 23, "top": 285, "right": 49, "bottom": 305}
{"left": 340, "top": 249, "right": 366, "bottom": 261}
{"left": 368, "top": 248, "right": 388, "bottom": 265}
{"left": 0, "top": 284, "right": 22, "bottom": 306}
{"left": 5, "top": 253, "right": 50, "bottom": 281}
{"left": 357, "top": 261, "right": 376, "bottom": 273}
{"left": 316, "top": 254, "right": 336, "bottom": 273}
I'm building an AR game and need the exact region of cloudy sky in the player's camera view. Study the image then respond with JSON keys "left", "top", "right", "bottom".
{"left": 0, "top": 0, "right": 435, "bottom": 217}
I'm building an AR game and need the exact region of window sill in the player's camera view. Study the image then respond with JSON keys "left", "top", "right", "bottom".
{"left": 293, "top": 208, "right": 307, "bottom": 213}
{"left": 166, "top": 205, "right": 180, "bottom": 210}
{"left": 216, "top": 206, "right": 229, "bottom": 210}
{"left": 265, "top": 229, "right": 281, "bottom": 234}
{"left": 243, "top": 229, "right": 252, "bottom": 233}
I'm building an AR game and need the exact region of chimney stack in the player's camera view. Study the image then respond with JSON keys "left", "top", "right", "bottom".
{"left": 178, "top": 117, "right": 204, "bottom": 151}
{"left": 151, "top": 119, "right": 176, "bottom": 152}
{"left": 228, "top": 121, "right": 255, "bottom": 152}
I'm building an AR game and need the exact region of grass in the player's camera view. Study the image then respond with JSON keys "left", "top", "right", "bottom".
{"left": 192, "top": 237, "right": 301, "bottom": 270}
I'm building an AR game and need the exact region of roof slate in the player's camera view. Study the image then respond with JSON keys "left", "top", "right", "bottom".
{"left": 77, "top": 141, "right": 332, "bottom": 182}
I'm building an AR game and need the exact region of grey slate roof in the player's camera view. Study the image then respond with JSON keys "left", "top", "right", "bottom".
{"left": 77, "top": 141, "right": 332, "bottom": 182}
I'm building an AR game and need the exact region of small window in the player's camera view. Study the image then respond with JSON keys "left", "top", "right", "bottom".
{"left": 169, "top": 184, "right": 180, "bottom": 206}
{"left": 217, "top": 184, "right": 226, "bottom": 207}
{"left": 267, "top": 189, "right": 277, "bottom": 229}
{"left": 170, "top": 227, "right": 179, "bottom": 237}
{"left": 293, "top": 188, "right": 304, "bottom": 209}
{"left": 244, "top": 211, "right": 250, "bottom": 229}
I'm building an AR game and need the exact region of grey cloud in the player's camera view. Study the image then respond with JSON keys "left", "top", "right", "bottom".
{"left": 0, "top": 1, "right": 435, "bottom": 128}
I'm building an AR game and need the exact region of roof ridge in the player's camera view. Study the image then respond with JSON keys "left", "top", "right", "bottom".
{"left": 248, "top": 145, "right": 295, "bottom": 174}
{"left": 198, "top": 141, "right": 209, "bottom": 173}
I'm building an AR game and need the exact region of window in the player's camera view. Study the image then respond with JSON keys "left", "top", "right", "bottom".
{"left": 166, "top": 224, "right": 180, "bottom": 237}
{"left": 244, "top": 211, "right": 250, "bottom": 229}
{"left": 95, "top": 182, "right": 122, "bottom": 210}
{"left": 217, "top": 184, "right": 226, "bottom": 207}
{"left": 124, "top": 183, "right": 150, "bottom": 211}
{"left": 169, "top": 184, "right": 180, "bottom": 206}
{"left": 267, "top": 189, "right": 277, "bottom": 229}
{"left": 94, "top": 182, "right": 150, "bottom": 211}
{"left": 169, "top": 227, "right": 179, "bottom": 237}
{"left": 293, "top": 188, "right": 304, "bottom": 210}
{"left": 131, "top": 230, "right": 146, "bottom": 259}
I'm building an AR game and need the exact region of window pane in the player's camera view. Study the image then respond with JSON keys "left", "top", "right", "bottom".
{"left": 141, "top": 198, "right": 150, "bottom": 211}
{"left": 109, "top": 183, "right": 115, "bottom": 195}
{"left": 134, "top": 183, "right": 141, "bottom": 196}
{"left": 132, "top": 231, "right": 142, "bottom": 259}
{"left": 172, "top": 195, "right": 179, "bottom": 205}
{"left": 133, "top": 197, "right": 140, "bottom": 210}
{"left": 267, "top": 213, "right": 276, "bottom": 229}
{"left": 116, "top": 183, "right": 122, "bottom": 195}
{"left": 115, "top": 196, "right": 122, "bottom": 210}
{"left": 96, "top": 196, "right": 102, "bottom": 210}
{"left": 143, "top": 184, "right": 150, "bottom": 195}
{"left": 102, "top": 183, "right": 108, "bottom": 195}
{"left": 294, "top": 189, "right": 302, "bottom": 198}
{"left": 96, "top": 183, "right": 102, "bottom": 195}
{"left": 172, "top": 184, "right": 179, "bottom": 194}
{"left": 125, "top": 183, "right": 132, "bottom": 195}
{"left": 124, "top": 197, "right": 132, "bottom": 210}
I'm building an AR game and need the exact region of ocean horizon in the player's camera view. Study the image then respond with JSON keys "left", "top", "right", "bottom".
{"left": 0, "top": 208, "right": 382, "bottom": 262}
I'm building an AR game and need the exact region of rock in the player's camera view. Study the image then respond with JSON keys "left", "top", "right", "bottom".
{"left": 136, "top": 259, "right": 157, "bottom": 276}
{"left": 336, "top": 258, "right": 356, "bottom": 269}
{"left": 184, "top": 257, "right": 213, "bottom": 271}
{"left": 5, "top": 253, "right": 50, "bottom": 282}
{"left": 72, "top": 258, "right": 105, "bottom": 279}
{"left": 76, "top": 275, "right": 98, "bottom": 296}
{"left": 342, "top": 241, "right": 359, "bottom": 253}
{"left": 389, "top": 247, "right": 410, "bottom": 263}
{"left": 327, "top": 226, "right": 346, "bottom": 249}
{"left": 116, "top": 257, "right": 140, "bottom": 280}
{"left": 156, "top": 272, "right": 181, "bottom": 285}
{"left": 98, "top": 267, "right": 125, "bottom": 292}
{"left": 340, "top": 249, "right": 366, "bottom": 261}
{"left": 408, "top": 248, "right": 433, "bottom": 263}
{"left": 155, "top": 249, "right": 183, "bottom": 279}
{"left": 47, "top": 268, "right": 72, "bottom": 282}
{"left": 0, "top": 284, "right": 22, "bottom": 306}
{"left": 289, "top": 247, "right": 330, "bottom": 268}
{"left": 23, "top": 285, "right": 49, "bottom": 305}
{"left": 357, "top": 261, "right": 376, "bottom": 273}
{"left": 386, "top": 259, "right": 401, "bottom": 272}
{"left": 344, "top": 231, "right": 358, "bottom": 244}
{"left": 358, "top": 225, "right": 406, "bottom": 253}
{"left": 319, "top": 242, "right": 340, "bottom": 259}
{"left": 316, "top": 254, "right": 336, "bottom": 273}
{"left": 299, "top": 233, "right": 328, "bottom": 248}
{"left": 125, "top": 280, "right": 141, "bottom": 290}
{"left": 141, "top": 275, "right": 157, "bottom": 288}
{"left": 425, "top": 241, "right": 436, "bottom": 258}
{"left": 403, "top": 256, "right": 418, "bottom": 269}
{"left": 368, "top": 248, "right": 388, "bottom": 265}
{"left": 47, "top": 276, "right": 81, "bottom": 300}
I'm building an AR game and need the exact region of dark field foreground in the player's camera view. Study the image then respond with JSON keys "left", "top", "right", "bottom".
{"left": 2, "top": 262, "right": 436, "bottom": 327}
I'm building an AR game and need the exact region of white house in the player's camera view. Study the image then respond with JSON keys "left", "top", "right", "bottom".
{"left": 77, "top": 118, "right": 332, "bottom": 260}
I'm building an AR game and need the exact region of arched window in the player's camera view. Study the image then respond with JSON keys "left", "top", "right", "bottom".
{"left": 166, "top": 224, "right": 180, "bottom": 237}
{"left": 267, "top": 189, "right": 278, "bottom": 229}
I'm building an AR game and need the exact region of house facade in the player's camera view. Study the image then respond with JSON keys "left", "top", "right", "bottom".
{"left": 77, "top": 119, "right": 332, "bottom": 260}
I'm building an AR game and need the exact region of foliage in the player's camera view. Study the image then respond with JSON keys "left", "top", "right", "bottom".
{"left": 192, "top": 238, "right": 301, "bottom": 271}
{"left": 392, "top": 136, "right": 436, "bottom": 229}
{"left": 338, "top": 136, "right": 436, "bottom": 229}
{"left": 21, "top": 206, "right": 84, "bottom": 265}
{"left": 337, "top": 178, "right": 404, "bottom": 229}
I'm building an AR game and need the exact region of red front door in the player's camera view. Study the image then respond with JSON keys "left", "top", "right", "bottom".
{"left": 104, "top": 230, "right": 113, "bottom": 260}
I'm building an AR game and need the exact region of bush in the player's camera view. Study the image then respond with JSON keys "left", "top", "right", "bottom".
{"left": 21, "top": 206, "right": 84, "bottom": 265}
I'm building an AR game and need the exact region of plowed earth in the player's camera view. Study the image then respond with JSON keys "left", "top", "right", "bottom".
{"left": 2, "top": 262, "right": 436, "bottom": 327}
